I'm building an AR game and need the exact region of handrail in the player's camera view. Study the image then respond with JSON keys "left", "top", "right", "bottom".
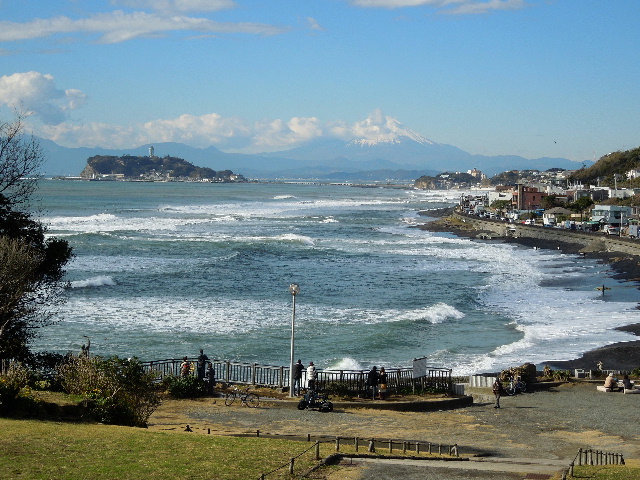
{"left": 140, "top": 358, "right": 452, "bottom": 393}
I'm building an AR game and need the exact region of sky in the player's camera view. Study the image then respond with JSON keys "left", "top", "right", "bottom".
{"left": 1, "top": 0, "right": 639, "bottom": 163}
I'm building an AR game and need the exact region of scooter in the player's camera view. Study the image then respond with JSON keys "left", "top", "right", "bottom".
{"left": 297, "top": 390, "right": 333, "bottom": 412}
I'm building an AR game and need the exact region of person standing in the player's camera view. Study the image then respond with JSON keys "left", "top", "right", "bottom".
{"left": 367, "top": 366, "right": 379, "bottom": 400}
{"left": 197, "top": 349, "right": 209, "bottom": 381}
{"left": 292, "top": 359, "right": 304, "bottom": 396}
{"left": 492, "top": 377, "right": 503, "bottom": 409}
{"left": 378, "top": 367, "right": 388, "bottom": 400}
{"left": 180, "top": 356, "right": 191, "bottom": 377}
{"left": 307, "top": 362, "right": 317, "bottom": 391}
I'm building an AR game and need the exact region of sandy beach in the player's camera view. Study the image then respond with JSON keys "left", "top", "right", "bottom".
{"left": 418, "top": 210, "right": 640, "bottom": 373}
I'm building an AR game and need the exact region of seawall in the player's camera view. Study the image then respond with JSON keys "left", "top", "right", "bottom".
{"left": 454, "top": 214, "right": 640, "bottom": 257}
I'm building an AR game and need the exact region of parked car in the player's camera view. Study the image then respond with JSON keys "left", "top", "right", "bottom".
{"left": 607, "top": 227, "right": 620, "bottom": 235}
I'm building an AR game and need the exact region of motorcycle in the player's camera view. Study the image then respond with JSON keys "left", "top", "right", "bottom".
{"left": 297, "top": 391, "right": 333, "bottom": 412}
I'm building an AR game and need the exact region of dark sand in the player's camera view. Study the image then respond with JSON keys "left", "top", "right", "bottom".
{"left": 418, "top": 210, "right": 640, "bottom": 372}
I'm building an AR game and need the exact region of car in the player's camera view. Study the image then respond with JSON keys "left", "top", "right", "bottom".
{"left": 607, "top": 227, "right": 620, "bottom": 235}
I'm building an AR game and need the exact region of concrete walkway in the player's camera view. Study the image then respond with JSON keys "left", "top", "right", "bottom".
{"left": 346, "top": 456, "right": 569, "bottom": 479}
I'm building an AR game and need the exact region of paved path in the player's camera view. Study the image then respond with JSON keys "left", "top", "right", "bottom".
{"left": 349, "top": 456, "right": 569, "bottom": 480}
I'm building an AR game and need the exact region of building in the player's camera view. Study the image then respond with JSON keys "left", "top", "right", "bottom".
{"left": 590, "top": 205, "right": 632, "bottom": 226}
{"left": 512, "top": 185, "right": 547, "bottom": 212}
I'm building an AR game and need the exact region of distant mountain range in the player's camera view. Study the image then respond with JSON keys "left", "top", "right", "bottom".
{"left": 37, "top": 119, "right": 588, "bottom": 181}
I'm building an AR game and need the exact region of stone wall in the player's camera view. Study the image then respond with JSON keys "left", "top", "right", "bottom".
{"left": 455, "top": 214, "right": 640, "bottom": 257}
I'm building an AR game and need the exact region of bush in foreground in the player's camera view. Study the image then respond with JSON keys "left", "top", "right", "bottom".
{"left": 57, "top": 355, "right": 160, "bottom": 427}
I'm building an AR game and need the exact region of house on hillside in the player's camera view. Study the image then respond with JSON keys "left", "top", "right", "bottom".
{"left": 542, "top": 207, "right": 573, "bottom": 226}
{"left": 590, "top": 205, "right": 633, "bottom": 226}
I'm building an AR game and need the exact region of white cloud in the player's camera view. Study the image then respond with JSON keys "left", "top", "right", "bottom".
{"left": 0, "top": 11, "right": 289, "bottom": 44}
{"left": 306, "top": 17, "right": 325, "bottom": 31}
{"left": 347, "top": 0, "right": 527, "bottom": 14}
{"left": 0, "top": 72, "right": 87, "bottom": 124}
{"left": 112, "top": 0, "right": 237, "bottom": 14}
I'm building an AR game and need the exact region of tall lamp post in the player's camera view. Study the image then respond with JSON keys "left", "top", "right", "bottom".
{"left": 288, "top": 283, "right": 300, "bottom": 397}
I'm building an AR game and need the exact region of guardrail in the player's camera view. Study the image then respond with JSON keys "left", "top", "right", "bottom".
{"left": 140, "top": 359, "right": 452, "bottom": 394}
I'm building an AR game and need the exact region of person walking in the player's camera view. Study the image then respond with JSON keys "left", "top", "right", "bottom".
{"left": 292, "top": 359, "right": 304, "bottom": 396}
{"left": 367, "top": 366, "right": 379, "bottom": 400}
{"left": 307, "top": 362, "right": 317, "bottom": 391}
{"left": 492, "top": 377, "right": 503, "bottom": 408}
{"left": 196, "top": 349, "right": 209, "bottom": 380}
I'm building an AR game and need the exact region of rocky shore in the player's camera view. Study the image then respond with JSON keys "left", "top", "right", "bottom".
{"left": 418, "top": 210, "right": 640, "bottom": 372}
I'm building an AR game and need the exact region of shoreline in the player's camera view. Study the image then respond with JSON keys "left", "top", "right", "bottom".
{"left": 418, "top": 210, "right": 640, "bottom": 372}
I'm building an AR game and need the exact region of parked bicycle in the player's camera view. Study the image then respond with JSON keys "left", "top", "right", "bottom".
{"left": 504, "top": 376, "right": 527, "bottom": 396}
{"left": 224, "top": 387, "right": 260, "bottom": 408}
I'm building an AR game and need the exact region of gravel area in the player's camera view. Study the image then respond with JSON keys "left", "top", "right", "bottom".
{"left": 149, "top": 381, "right": 640, "bottom": 460}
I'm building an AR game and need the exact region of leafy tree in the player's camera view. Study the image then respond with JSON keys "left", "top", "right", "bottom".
{"left": 0, "top": 112, "right": 73, "bottom": 362}
{"left": 58, "top": 355, "right": 161, "bottom": 427}
{"left": 567, "top": 196, "right": 594, "bottom": 213}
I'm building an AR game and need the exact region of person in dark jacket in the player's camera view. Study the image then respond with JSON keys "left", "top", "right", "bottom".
{"left": 492, "top": 377, "right": 503, "bottom": 408}
{"left": 292, "top": 359, "right": 304, "bottom": 396}
{"left": 367, "top": 366, "right": 379, "bottom": 400}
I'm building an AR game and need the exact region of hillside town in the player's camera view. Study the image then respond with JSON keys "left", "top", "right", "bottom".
{"left": 416, "top": 165, "right": 640, "bottom": 237}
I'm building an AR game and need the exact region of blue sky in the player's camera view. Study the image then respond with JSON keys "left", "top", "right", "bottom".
{"left": 1, "top": 0, "right": 639, "bottom": 163}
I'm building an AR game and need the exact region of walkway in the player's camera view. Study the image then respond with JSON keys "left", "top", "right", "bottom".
{"left": 350, "top": 456, "right": 568, "bottom": 480}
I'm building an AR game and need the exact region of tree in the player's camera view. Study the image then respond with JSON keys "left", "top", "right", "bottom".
{"left": 0, "top": 112, "right": 73, "bottom": 362}
{"left": 0, "top": 112, "right": 43, "bottom": 208}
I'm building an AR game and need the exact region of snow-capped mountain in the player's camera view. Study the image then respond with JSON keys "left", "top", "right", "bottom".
{"left": 346, "top": 115, "right": 435, "bottom": 147}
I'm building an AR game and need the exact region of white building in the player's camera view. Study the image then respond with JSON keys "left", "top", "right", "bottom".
{"left": 591, "top": 205, "right": 632, "bottom": 226}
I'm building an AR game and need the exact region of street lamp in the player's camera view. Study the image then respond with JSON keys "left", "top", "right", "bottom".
{"left": 288, "top": 283, "right": 300, "bottom": 397}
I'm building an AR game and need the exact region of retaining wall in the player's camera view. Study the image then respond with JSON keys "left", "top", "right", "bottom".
{"left": 455, "top": 214, "right": 640, "bottom": 256}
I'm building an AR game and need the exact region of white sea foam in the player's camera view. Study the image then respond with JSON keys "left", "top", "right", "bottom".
{"left": 69, "top": 276, "right": 116, "bottom": 288}
{"left": 325, "top": 357, "right": 365, "bottom": 371}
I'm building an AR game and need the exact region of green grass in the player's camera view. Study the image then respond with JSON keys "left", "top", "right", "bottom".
{"left": 571, "top": 461, "right": 640, "bottom": 480}
{"left": 0, "top": 418, "right": 333, "bottom": 480}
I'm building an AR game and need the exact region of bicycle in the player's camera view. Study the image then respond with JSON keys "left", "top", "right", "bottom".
{"left": 224, "top": 387, "right": 260, "bottom": 408}
{"left": 504, "top": 376, "right": 527, "bottom": 396}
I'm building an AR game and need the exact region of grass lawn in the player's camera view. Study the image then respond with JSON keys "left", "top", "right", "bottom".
{"left": 0, "top": 417, "right": 337, "bottom": 480}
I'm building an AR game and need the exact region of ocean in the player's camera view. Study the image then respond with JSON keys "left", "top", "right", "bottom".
{"left": 32, "top": 180, "right": 640, "bottom": 375}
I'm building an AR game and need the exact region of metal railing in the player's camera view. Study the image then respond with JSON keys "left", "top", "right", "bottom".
{"left": 140, "top": 358, "right": 453, "bottom": 394}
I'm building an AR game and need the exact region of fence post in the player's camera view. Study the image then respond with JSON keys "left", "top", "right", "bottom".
{"left": 225, "top": 361, "right": 230, "bottom": 384}
{"left": 451, "top": 444, "right": 458, "bottom": 457}
{"left": 315, "top": 441, "right": 320, "bottom": 461}
{"left": 402, "top": 442, "right": 407, "bottom": 454}
{"left": 368, "top": 440, "right": 375, "bottom": 453}
{"left": 289, "top": 458, "right": 295, "bottom": 475}
{"left": 355, "top": 437, "right": 359, "bottom": 452}
{"left": 335, "top": 437, "right": 340, "bottom": 452}
{"left": 278, "top": 366, "right": 284, "bottom": 388}
{"left": 577, "top": 448, "right": 582, "bottom": 466}
{"left": 252, "top": 363, "right": 257, "bottom": 385}
{"left": 388, "top": 440, "right": 393, "bottom": 454}
{"left": 428, "top": 442, "right": 432, "bottom": 454}
{"left": 415, "top": 442, "right": 420, "bottom": 454}
{"left": 569, "top": 462, "right": 574, "bottom": 476}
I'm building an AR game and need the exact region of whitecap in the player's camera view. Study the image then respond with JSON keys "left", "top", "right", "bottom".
{"left": 69, "top": 276, "right": 116, "bottom": 288}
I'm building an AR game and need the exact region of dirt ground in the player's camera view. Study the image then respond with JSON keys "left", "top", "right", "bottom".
{"left": 148, "top": 381, "right": 640, "bottom": 473}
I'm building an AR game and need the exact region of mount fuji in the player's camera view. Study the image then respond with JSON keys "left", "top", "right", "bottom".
{"left": 37, "top": 113, "right": 586, "bottom": 180}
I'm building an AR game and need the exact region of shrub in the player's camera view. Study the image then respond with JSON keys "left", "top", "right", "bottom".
{"left": 552, "top": 370, "right": 572, "bottom": 381}
{"left": 163, "top": 375, "right": 208, "bottom": 398}
{"left": 0, "top": 362, "right": 30, "bottom": 414}
{"left": 323, "top": 381, "right": 351, "bottom": 398}
{"left": 57, "top": 355, "right": 160, "bottom": 427}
